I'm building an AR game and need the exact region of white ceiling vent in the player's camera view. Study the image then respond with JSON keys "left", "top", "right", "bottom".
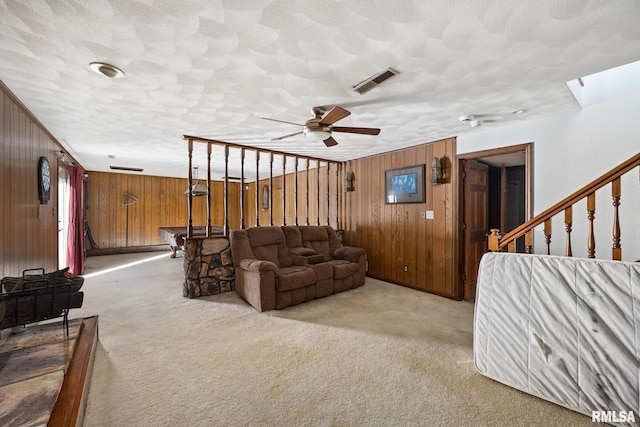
{"left": 352, "top": 67, "right": 399, "bottom": 95}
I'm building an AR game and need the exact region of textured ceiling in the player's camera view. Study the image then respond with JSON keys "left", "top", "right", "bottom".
{"left": 1, "top": 0, "right": 640, "bottom": 180}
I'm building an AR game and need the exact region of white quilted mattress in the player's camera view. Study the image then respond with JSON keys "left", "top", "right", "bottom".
{"left": 474, "top": 252, "right": 640, "bottom": 423}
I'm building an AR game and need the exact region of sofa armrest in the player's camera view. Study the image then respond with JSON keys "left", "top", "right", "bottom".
{"left": 235, "top": 259, "right": 278, "bottom": 312}
{"left": 334, "top": 246, "right": 366, "bottom": 263}
{"left": 238, "top": 258, "right": 278, "bottom": 273}
{"left": 289, "top": 247, "right": 323, "bottom": 265}
{"left": 289, "top": 247, "right": 316, "bottom": 257}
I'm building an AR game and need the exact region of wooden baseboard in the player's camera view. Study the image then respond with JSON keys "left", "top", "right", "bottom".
{"left": 48, "top": 316, "right": 99, "bottom": 427}
{"left": 86, "top": 245, "right": 170, "bottom": 256}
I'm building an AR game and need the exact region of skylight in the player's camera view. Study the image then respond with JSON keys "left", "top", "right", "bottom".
{"left": 566, "top": 60, "right": 640, "bottom": 109}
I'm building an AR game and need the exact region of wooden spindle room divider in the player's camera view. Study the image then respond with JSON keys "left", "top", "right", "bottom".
{"left": 182, "top": 135, "right": 347, "bottom": 238}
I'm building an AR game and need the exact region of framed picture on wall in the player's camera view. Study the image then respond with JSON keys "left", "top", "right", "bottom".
{"left": 385, "top": 165, "right": 425, "bottom": 204}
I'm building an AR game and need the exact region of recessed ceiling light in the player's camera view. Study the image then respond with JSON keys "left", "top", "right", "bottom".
{"left": 90, "top": 62, "right": 125, "bottom": 79}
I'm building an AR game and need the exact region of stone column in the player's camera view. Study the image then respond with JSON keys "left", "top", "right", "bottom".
{"left": 183, "top": 237, "right": 235, "bottom": 298}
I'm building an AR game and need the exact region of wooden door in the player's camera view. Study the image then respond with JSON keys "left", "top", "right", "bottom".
{"left": 463, "top": 159, "right": 489, "bottom": 300}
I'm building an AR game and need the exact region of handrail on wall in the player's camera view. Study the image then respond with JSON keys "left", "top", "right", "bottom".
{"left": 182, "top": 135, "right": 346, "bottom": 238}
{"left": 489, "top": 152, "right": 640, "bottom": 259}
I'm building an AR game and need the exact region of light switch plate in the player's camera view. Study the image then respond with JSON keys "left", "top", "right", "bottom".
{"left": 426, "top": 210, "right": 434, "bottom": 219}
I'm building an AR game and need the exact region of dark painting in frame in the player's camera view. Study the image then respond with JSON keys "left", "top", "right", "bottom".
{"left": 385, "top": 164, "right": 425, "bottom": 204}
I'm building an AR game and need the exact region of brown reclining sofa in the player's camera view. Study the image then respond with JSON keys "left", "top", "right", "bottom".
{"left": 229, "top": 225, "right": 366, "bottom": 312}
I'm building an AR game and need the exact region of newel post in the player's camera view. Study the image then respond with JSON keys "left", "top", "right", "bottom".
{"left": 488, "top": 229, "right": 501, "bottom": 252}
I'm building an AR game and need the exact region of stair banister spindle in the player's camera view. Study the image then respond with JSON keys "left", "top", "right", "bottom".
{"left": 564, "top": 206, "right": 573, "bottom": 257}
{"left": 525, "top": 230, "right": 533, "bottom": 254}
{"left": 544, "top": 219, "right": 552, "bottom": 255}
{"left": 488, "top": 229, "right": 501, "bottom": 252}
{"left": 587, "top": 192, "right": 596, "bottom": 258}
{"left": 612, "top": 177, "right": 621, "bottom": 260}
{"left": 490, "top": 153, "right": 639, "bottom": 252}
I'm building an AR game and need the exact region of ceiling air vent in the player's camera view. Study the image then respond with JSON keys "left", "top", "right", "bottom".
{"left": 352, "top": 67, "right": 399, "bottom": 95}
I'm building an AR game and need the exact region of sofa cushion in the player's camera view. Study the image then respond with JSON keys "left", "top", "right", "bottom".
{"left": 282, "top": 226, "right": 304, "bottom": 248}
{"left": 299, "top": 226, "right": 331, "bottom": 261}
{"left": 247, "top": 226, "right": 292, "bottom": 267}
{"left": 312, "top": 262, "right": 333, "bottom": 281}
{"left": 324, "top": 226, "right": 344, "bottom": 257}
{"left": 276, "top": 266, "right": 316, "bottom": 291}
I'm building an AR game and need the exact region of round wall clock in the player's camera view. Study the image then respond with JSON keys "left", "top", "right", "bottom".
{"left": 38, "top": 156, "right": 51, "bottom": 204}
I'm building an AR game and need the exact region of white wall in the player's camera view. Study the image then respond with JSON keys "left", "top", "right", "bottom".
{"left": 458, "top": 94, "right": 640, "bottom": 261}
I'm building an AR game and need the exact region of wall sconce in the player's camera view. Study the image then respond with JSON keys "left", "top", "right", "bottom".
{"left": 431, "top": 157, "right": 443, "bottom": 185}
{"left": 344, "top": 171, "right": 355, "bottom": 192}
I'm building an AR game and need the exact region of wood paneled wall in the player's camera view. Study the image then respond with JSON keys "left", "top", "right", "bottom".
{"left": 1, "top": 83, "right": 61, "bottom": 278}
{"left": 86, "top": 172, "right": 242, "bottom": 248}
{"left": 344, "top": 138, "right": 460, "bottom": 299}
{"left": 86, "top": 162, "right": 340, "bottom": 250}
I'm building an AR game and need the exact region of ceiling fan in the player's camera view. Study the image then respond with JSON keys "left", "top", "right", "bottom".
{"left": 262, "top": 106, "right": 380, "bottom": 147}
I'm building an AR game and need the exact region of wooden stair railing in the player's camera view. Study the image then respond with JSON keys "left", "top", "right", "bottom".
{"left": 488, "top": 152, "right": 640, "bottom": 260}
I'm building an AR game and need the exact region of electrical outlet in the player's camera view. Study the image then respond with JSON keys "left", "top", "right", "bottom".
{"left": 403, "top": 211, "right": 409, "bottom": 220}
{"left": 403, "top": 265, "right": 408, "bottom": 272}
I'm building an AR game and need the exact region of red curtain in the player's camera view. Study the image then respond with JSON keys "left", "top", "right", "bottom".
{"left": 66, "top": 166, "right": 85, "bottom": 276}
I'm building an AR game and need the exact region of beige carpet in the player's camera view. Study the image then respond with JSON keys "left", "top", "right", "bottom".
{"left": 74, "top": 252, "right": 591, "bottom": 426}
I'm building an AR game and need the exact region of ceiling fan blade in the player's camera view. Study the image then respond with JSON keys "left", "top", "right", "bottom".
{"left": 332, "top": 126, "right": 381, "bottom": 135}
{"left": 319, "top": 106, "right": 350, "bottom": 125}
{"left": 261, "top": 117, "right": 304, "bottom": 126}
{"left": 323, "top": 136, "right": 339, "bottom": 147}
{"left": 271, "top": 131, "right": 304, "bottom": 141}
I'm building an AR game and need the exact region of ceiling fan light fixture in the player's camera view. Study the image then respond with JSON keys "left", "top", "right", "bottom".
{"left": 90, "top": 62, "right": 125, "bottom": 79}
{"left": 303, "top": 127, "right": 331, "bottom": 142}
